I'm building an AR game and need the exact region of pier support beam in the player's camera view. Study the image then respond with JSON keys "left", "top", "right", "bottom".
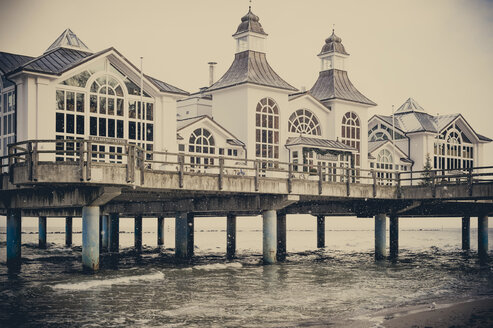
{"left": 478, "top": 215, "right": 489, "bottom": 259}
{"left": 277, "top": 212, "right": 286, "bottom": 262}
{"left": 109, "top": 213, "right": 119, "bottom": 253}
{"left": 65, "top": 216, "right": 73, "bottom": 247}
{"left": 226, "top": 214, "right": 236, "bottom": 259}
{"left": 101, "top": 215, "right": 109, "bottom": 252}
{"left": 38, "top": 216, "right": 47, "bottom": 249}
{"left": 462, "top": 217, "right": 470, "bottom": 250}
{"left": 7, "top": 209, "right": 22, "bottom": 266}
{"left": 82, "top": 206, "right": 100, "bottom": 271}
{"left": 263, "top": 210, "right": 277, "bottom": 264}
{"left": 175, "top": 213, "right": 194, "bottom": 259}
{"left": 389, "top": 216, "right": 399, "bottom": 259}
{"left": 317, "top": 215, "right": 325, "bottom": 248}
{"left": 157, "top": 216, "right": 165, "bottom": 246}
{"left": 135, "top": 215, "right": 142, "bottom": 252}
{"left": 375, "top": 213, "right": 387, "bottom": 260}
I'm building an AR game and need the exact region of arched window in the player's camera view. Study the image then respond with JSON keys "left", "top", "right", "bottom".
{"left": 288, "top": 109, "right": 321, "bottom": 135}
{"left": 368, "top": 123, "right": 405, "bottom": 142}
{"left": 255, "top": 97, "right": 279, "bottom": 165}
{"left": 341, "top": 112, "right": 360, "bottom": 166}
{"left": 434, "top": 123, "right": 473, "bottom": 170}
{"left": 376, "top": 149, "right": 393, "bottom": 185}
{"left": 189, "top": 128, "right": 215, "bottom": 169}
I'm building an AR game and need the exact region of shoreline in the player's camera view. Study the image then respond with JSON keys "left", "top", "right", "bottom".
{"left": 365, "top": 298, "right": 493, "bottom": 328}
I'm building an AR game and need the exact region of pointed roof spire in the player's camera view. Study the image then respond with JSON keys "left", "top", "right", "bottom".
{"left": 45, "top": 28, "right": 92, "bottom": 54}
{"left": 319, "top": 28, "right": 349, "bottom": 56}
{"left": 233, "top": 5, "right": 267, "bottom": 36}
{"left": 395, "top": 97, "right": 425, "bottom": 114}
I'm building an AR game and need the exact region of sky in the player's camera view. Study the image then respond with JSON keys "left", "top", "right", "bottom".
{"left": 0, "top": 0, "right": 492, "bottom": 163}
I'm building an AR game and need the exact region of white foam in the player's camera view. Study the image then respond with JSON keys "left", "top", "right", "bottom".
{"left": 192, "top": 262, "right": 242, "bottom": 271}
{"left": 52, "top": 271, "right": 164, "bottom": 291}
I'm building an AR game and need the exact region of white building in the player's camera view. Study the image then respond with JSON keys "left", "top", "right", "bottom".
{"left": 368, "top": 97, "right": 492, "bottom": 175}
{"left": 177, "top": 8, "right": 375, "bottom": 180}
{"left": 0, "top": 28, "right": 189, "bottom": 163}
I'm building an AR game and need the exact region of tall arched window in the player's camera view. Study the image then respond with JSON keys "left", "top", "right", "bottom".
{"left": 288, "top": 109, "right": 321, "bottom": 135}
{"left": 376, "top": 149, "right": 393, "bottom": 185}
{"left": 255, "top": 97, "right": 279, "bottom": 166}
{"left": 341, "top": 112, "right": 360, "bottom": 166}
{"left": 433, "top": 123, "right": 473, "bottom": 170}
{"left": 189, "top": 128, "right": 215, "bottom": 169}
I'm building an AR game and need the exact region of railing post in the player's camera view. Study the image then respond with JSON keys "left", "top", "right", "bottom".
{"left": 318, "top": 164, "right": 323, "bottom": 195}
{"left": 140, "top": 148, "right": 145, "bottom": 185}
{"left": 86, "top": 141, "right": 92, "bottom": 181}
{"left": 254, "top": 160, "right": 259, "bottom": 192}
{"left": 178, "top": 154, "right": 184, "bottom": 188}
{"left": 431, "top": 170, "right": 436, "bottom": 198}
{"left": 32, "top": 141, "right": 38, "bottom": 181}
{"left": 346, "top": 166, "right": 350, "bottom": 196}
{"left": 287, "top": 163, "right": 292, "bottom": 193}
{"left": 26, "top": 141, "right": 33, "bottom": 181}
{"left": 396, "top": 172, "right": 401, "bottom": 198}
{"left": 8, "top": 144, "right": 14, "bottom": 183}
{"left": 126, "top": 145, "right": 135, "bottom": 183}
{"left": 78, "top": 140, "right": 84, "bottom": 181}
{"left": 371, "top": 169, "right": 376, "bottom": 197}
{"left": 467, "top": 167, "right": 473, "bottom": 196}
{"left": 218, "top": 157, "right": 224, "bottom": 190}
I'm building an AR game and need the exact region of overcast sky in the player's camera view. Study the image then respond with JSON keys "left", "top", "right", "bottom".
{"left": 1, "top": 0, "right": 492, "bottom": 163}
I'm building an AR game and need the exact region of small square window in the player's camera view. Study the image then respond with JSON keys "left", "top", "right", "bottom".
{"left": 178, "top": 144, "right": 185, "bottom": 152}
{"left": 219, "top": 148, "right": 224, "bottom": 155}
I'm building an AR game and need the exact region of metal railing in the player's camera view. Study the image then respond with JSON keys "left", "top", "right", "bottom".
{"left": 1, "top": 139, "right": 492, "bottom": 197}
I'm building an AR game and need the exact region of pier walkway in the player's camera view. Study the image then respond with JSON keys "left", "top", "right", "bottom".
{"left": 1, "top": 139, "right": 492, "bottom": 270}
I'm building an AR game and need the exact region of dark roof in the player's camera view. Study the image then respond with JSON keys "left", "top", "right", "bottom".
{"left": 478, "top": 133, "right": 492, "bottom": 142}
{"left": 8, "top": 47, "right": 94, "bottom": 76}
{"left": 0, "top": 51, "right": 35, "bottom": 87}
{"left": 233, "top": 7, "right": 267, "bottom": 36}
{"left": 145, "top": 74, "right": 189, "bottom": 96}
{"left": 319, "top": 30, "right": 349, "bottom": 56}
{"left": 309, "top": 69, "right": 376, "bottom": 106}
{"left": 395, "top": 97, "right": 425, "bottom": 114}
{"left": 2, "top": 45, "right": 188, "bottom": 96}
{"left": 207, "top": 50, "right": 297, "bottom": 92}
{"left": 285, "top": 136, "right": 356, "bottom": 152}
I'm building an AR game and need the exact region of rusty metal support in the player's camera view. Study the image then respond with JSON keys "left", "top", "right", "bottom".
{"left": 226, "top": 213, "right": 236, "bottom": 259}
{"left": 462, "top": 216, "right": 470, "bottom": 250}
{"left": 317, "top": 215, "right": 325, "bottom": 248}
{"left": 38, "top": 216, "right": 47, "bottom": 249}
{"left": 82, "top": 206, "right": 100, "bottom": 271}
{"left": 262, "top": 210, "right": 277, "bottom": 264}
{"left": 277, "top": 212, "right": 286, "bottom": 261}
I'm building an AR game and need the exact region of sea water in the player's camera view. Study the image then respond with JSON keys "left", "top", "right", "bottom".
{"left": 0, "top": 216, "right": 492, "bottom": 327}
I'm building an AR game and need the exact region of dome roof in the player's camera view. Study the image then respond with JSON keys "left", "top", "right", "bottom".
{"left": 233, "top": 7, "right": 267, "bottom": 36}
{"left": 319, "top": 30, "right": 348, "bottom": 56}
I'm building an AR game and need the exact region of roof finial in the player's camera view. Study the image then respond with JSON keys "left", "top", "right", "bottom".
{"left": 332, "top": 23, "right": 335, "bottom": 34}
{"left": 249, "top": 0, "right": 252, "bottom": 11}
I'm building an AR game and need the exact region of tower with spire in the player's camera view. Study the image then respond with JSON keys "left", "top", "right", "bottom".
{"left": 308, "top": 29, "right": 376, "bottom": 170}
{"left": 206, "top": 7, "right": 297, "bottom": 162}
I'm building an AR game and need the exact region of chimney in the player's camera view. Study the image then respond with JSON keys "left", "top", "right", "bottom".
{"left": 208, "top": 62, "right": 217, "bottom": 86}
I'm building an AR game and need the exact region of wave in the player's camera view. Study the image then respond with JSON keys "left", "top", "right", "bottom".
{"left": 51, "top": 271, "right": 164, "bottom": 291}
{"left": 192, "top": 262, "right": 242, "bottom": 271}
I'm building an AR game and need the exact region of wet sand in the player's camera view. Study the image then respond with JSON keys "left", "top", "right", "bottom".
{"left": 381, "top": 298, "right": 493, "bottom": 328}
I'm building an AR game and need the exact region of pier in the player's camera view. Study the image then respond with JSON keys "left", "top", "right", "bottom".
{"left": 1, "top": 139, "right": 492, "bottom": 270}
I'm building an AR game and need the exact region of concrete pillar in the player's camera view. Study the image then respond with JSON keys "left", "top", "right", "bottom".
{"left": 157, "top": 216, "right": 165, "bottom": 246}
{"left": 478, "top": 215, "right": 489, "bottom": 258}
{"left": 462, "top": 217, "right": 470, "bottom": 250}
{"left": 390, "top": 216, "right": 399, "bottom": 259}
{"left": 65, "top": 216, "right": 73, "bottom": 247}
{"left": 226, "top": 214, "right": 236, "bottom": 259}
{"left": 187, "top": 213, "right": 194, "bottom": 257}
{"left": 109, "top": 213, "right": 119, "bottom": 253}
{"left": 38, "top": 216, "right": 47, "bottom": 249}
{"left": 317, "top": 215, "right": 325, "bottom": 248}
{"left": 375, "top": 213, "right": 387, "bottom": 260}
{"left": 82, "top": 206, "right": 100, "bottom": 271}
{"left": 263, "top": 210, "right": 277, "bottom": 264}
{"left": 7, "top": 209, "right": 22, "bottom": 266}
{"left": 277, "top": 212, "right": 286, "bottom": 262}
{"left": 101, "top": 215, "right": 109, "bottom": 252}
{"left": 175, "top": 213, "right": 194, "bottom": 259}
{"left": 135, "top": 215, "right": 143, "bottom": 252}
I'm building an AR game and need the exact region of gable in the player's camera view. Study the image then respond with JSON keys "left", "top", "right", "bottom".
{"left": 177, "top": 116, "right": 243, "bottom": 145}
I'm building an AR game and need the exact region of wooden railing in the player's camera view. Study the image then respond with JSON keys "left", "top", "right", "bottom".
{"left": 1, "top": 139, "right": 492, "bottom": 197}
